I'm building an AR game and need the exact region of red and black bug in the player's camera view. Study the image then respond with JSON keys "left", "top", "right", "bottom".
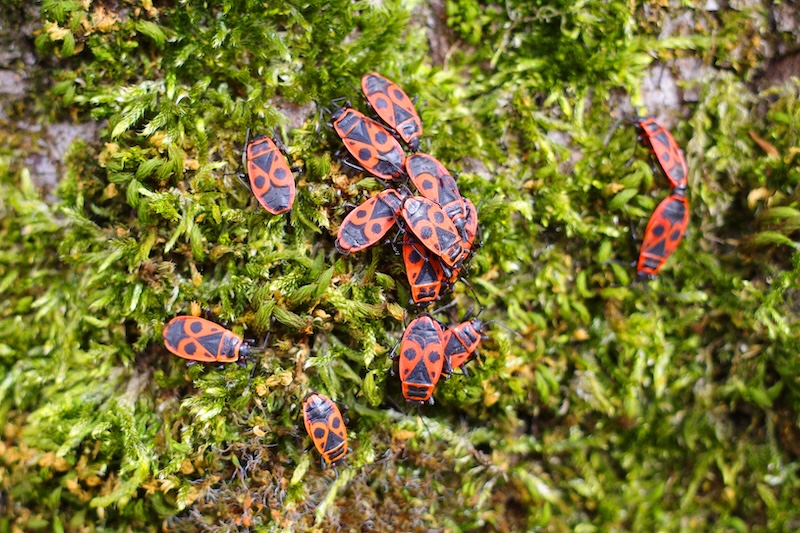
{"left": 242, "top": 132, "right": 295, "bottom": 215}
{"left": 633, "top": 117, "right": 688, "bottom": 191}
{"left": 636, "top": 190, "right": 689, "bottom": 280}
{"left": 405, "top": 153, "right": 468, "bottom": 234}
{"left": 402, "top": 234, "right": 448, "bottom": 306}
{"left": 336, "top": 189, "right": 406, "bottom": 254}
{"left": 438, "top": 198, "right": 479, "bottom": 284}
{"left": 401, "top": 196, "right": 463, "bottom": 268}
{"left": 442, "top": 318, "right": 486, "bottom": 377}
{"left": 162, "top": 316, "right": 263, "bottom": 366}
{"left": 361, "top": 72, "right": 423, "bottom": 151}
{"left": 331, "top": 105, "right": 406, "bottom": 181}
{"left": 302, "top": 392, "right": 348, "bottom": 468}
{"left": 394, "top": 315, "right": 447, "bottom": 404}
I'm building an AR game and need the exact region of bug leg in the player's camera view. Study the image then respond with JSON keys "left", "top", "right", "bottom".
{"left": 602, "top": 257, "right": 637, "bottom": 268}
{"left": 201, "top": 307, "right": 225, "bottom": 324}
{"left": 340, "top": 156, "right": 368, "bottom": 175}
{"left": 442, "top": 356, "right": 453, "bottom": 379}
{"left": 236, "top": 172, "right": 253, "bottom": 193}
{"left": 388, "top": 229, "right": 406, "bottom": 255}
{"left": 625, "top": 145, "right": 638, "bottom": 168}
{"left": 246, "top": 359, "right": 258, "bottom": 385}
{"left": 389, "top": 340, "right": 400, "bottom": 362}
{"left": 430, "top": 299, "right": 459, "bottom": 318}
{"left": 629, "top": 219, "right": 640, "bottom": 242}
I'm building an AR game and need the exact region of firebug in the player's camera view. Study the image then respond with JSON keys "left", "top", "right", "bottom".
{"left": 402, "top": 234, "right": 448, "bottom": 306}
{"left": 361, "top": 72, "right": 423, "bottom": 151}
{"left": 394, "top": 315, "right": 447, "bottom": 404}
{"left": 401, "top": 196, "right": 463, "bottom": 268}
{"left": 162, "top": 316, "right": 265, "bottom": 366}
{"left": 302, "top": 392, "right": 348, "bottom": 468}
{"left": 404, "top": 153, "right": 469, "bottom": 236}
{"left": 242, "top": 131, "right": 295, "bottom": 215}
{"left": 331, "top": 104, "right": 406, "bottom": 181}
{"left": 633, "top": 117, "right": 688, "bottom": 191}
{"left": 636, "top": 190, "right": 689, "bottom": 280}
{"left": 336, "top": 189, "right": 406, "bottom": 254}
{"left": 442, "top": 318, "right": 486, "bottom": 377}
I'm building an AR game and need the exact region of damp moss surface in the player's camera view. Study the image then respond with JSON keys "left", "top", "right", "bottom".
{"left": 2, "top": 1, "right": 800, "bottom": 531}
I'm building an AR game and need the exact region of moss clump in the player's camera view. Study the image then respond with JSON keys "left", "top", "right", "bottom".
{"left": 1, "top": 0, "right": 800, "bottom": 531}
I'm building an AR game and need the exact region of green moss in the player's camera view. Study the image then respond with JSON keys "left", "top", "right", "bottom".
{"left": 2, "top": 0, "right": 800, "bottom": 530}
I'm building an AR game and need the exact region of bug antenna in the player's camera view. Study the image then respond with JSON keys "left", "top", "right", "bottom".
{"left": 460, "top": 278, "right": 484, "bottom": 310}
{"left": 235, "top": 131, "right": 254, "bottom": 193}
{"left": 330, "top": 96, "right": 349, "bottom": 109}
{"left": 602, "top": 117, "right": 626, "bottom": 147}
{"left": 252, "top": 330, "right": 271, "bottom": 353}
{"left": 345, "top": 78, "right": 361, "bottom": 96}
{"left": 484, "top": 319, "right": 521, "bottom": 338}
{"left": 417, "top": 408, "right": 433, "bottom": 438}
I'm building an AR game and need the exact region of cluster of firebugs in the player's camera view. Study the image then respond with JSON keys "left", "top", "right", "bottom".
{"left": 161, "top": 73, "right": 690, "bottom": 468}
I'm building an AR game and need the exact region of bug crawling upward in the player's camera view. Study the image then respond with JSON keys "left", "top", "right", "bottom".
{"left": 395, "top": 315, "right": 448, "bottom": 405}
{"left": 633, "top": 117, "right": 688, "bottom": 191}
{"left": 243, "top": 132, "right": 295, "bottom": 215}
{"left": 361, "top": 72, "right": 423, "bottom": 151}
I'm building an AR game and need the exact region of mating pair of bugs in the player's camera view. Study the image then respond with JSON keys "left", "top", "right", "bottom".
{"left": 162, "top": 316, "right": 347, "bottom": 467}
{"left": 393, "top": 313, "right": 486, "bottom": 405}
{"left": 624, "top": 117, "right": 690, "bottom": 280}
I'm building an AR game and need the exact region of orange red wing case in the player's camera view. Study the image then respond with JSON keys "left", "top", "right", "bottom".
{"left": 246, "top": 136, "right": 295, "bottom": 215}
{"left": 636, "top": 193, "right": 689, "bottom": 279}
{"left": 401, "top": 196, "right": 463, "bottom": 268}
{"left": 398, "top": 316, "right": 446, "bottom": 403}
{"left": 402, "top": 233, "right": 447, "bottom": 305}
{"left": 162, "top": 316, "right": 243, "bottom": 363}
{"left": 361, "top": 72, "right": 423, "bottom": 151}
{"left": 332, "top": 106, "right": 406, "bottom": 180}
{"left": 335, "top": 189, "right": 405, "bottom": 254}
{"left": 635, "top": 117, "right": 688, "bottom": 191}
{"left": 302, "top": 393, "right": 348, "bottom": 465}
